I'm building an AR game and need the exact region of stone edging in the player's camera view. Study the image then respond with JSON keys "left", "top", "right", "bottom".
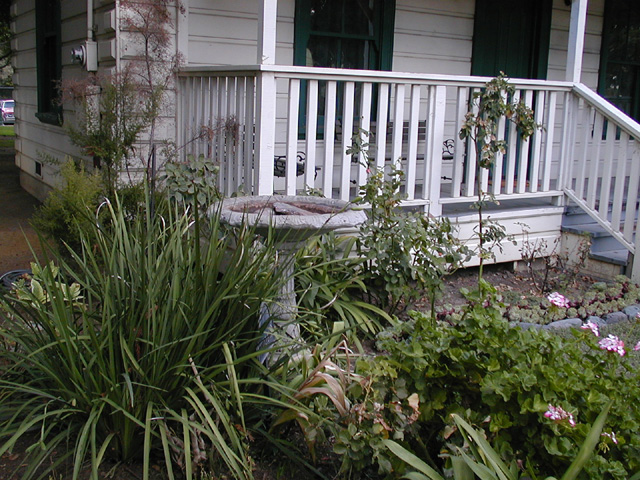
{"left": 513, "top": 304, "right": 640, "bottom": 331}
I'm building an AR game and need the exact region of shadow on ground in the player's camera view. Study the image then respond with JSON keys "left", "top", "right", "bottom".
{"left": 0, "top": 144, "right": 42, "bottom": 272}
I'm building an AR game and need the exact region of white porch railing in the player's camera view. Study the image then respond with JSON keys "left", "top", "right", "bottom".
{"left": 563, "top": 84, "right": 640, "bottom": 277}
{"left": 177, "top": 66, "right": 575, "bottom": 214}
{"left": 177, "top": 65, "right": 640, "bottom": 279}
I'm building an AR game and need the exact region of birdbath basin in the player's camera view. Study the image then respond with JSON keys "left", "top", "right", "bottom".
{"left": 216, "top": 195, "right": 366, "bottom": 362}
{"left": 218, "top": 195, "right": 366, "bottom": 243}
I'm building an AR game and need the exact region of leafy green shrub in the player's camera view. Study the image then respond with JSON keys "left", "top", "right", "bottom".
{"left": 336, "top": 282, "right": 640, "bottom": 478}
{"left": 296, "top": 233, "right": 394, "bottom": 343}
{"left": 355, "top": 163, "right": 469, "bottom": 316}
{"left": 30, "top": 159, "right": 104, "bottom": 254}
{"left": 162, "top": 153, "right": 221, "bottom": 213}
{"left": 0, "top": 196, "right": 291, "bottom": 479}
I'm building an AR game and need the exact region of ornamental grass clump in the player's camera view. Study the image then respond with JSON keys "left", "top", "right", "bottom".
{"left": 0, "top": 197, "right": 290, "bottom": 479}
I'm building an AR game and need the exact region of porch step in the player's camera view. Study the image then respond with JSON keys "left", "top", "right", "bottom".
{"left": 560, "top": 212, "right": 634, "bottom": 275}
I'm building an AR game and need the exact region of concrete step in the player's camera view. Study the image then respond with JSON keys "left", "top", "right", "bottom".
{"left": 561, "top": 217, "right": 635, "bottom": 271}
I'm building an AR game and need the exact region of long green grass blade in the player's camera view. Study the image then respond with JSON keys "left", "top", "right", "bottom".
{"left": 560, "top": 399, "right": 612, "bottom": 480}
{"left": 452, "top": 414, "right": 512, "bottom": 480}
{"left": 383, "top": 439, "right": 445, "bottom": 480}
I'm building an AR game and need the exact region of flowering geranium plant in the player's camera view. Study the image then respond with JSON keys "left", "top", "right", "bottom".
{"left": 544, "top": 404, "right": 576, "bottom": 427}
{"left": 581, "top": 320, "right": 600, "bottom": 337}
{"left": 547, "top": 292, "right": 570, "bottom": 308}
{"left": 598, "top": 335, "right": 626, "bottom": 356}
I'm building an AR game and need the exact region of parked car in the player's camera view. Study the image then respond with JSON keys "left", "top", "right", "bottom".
{"left": 0, "top": 100, "right": 14, "bottom": 125}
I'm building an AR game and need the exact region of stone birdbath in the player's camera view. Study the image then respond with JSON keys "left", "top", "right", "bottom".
{"left": 217, "top": 195, "right": 366, "bottom": 361}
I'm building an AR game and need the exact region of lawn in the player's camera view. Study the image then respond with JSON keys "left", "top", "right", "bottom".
{"left": 0, "top": 125, "right": 14, "bottom": 148}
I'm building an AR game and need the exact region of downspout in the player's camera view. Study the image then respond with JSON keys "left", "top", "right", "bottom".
{"left": 85, "top": 0, "right": 98, "bottom": 71}
{"left": 115, "top": 0, "right": 120, "bottom": 72}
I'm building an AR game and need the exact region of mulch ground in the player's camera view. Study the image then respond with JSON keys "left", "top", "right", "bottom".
{"left": 0, "top": 145, "right": 42, "bottom": 273}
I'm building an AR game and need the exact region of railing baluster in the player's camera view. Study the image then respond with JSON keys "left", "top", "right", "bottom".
{"left": 541, "top": 91, "right": 557, "bottom": 192}
{"left": 225, "top": 78, "right": 236, "bottom": 194}
{"left": 406, "top": 84, "right": 421, "bottom": 200}
{"left": 391, "top": 83, "right": 405, "bottom": 169}
{"left": 340, "top": 81, "right": 356, "bottom": 201}
{"left": 244, "top": 76, "right": 255, "bottom": 194}
{"left": 208, "top": 77, "right": 217, "bottom": 162}
{"left": 235, "top": 77, "right": 244, "bottom": 192}
{"left": 516, "top": 90, "right": 533, "bottom": 193}
{"left": 423, "top": 85, "right": 446, "bottom": 216}
{"left": 586, "top": 113, "right": 604, "bottom": 209}
{"left": 465, "top": 88, "right": 480, "bottom": 197}
{"left": 286, "top": 78, "right": 301, "bottom": 195}
{"left": 623, "top": 143, "right": 640, "bottom": 243}
{"left": 357, "top": 82, "right": 372, "bottom": 187}
{"left": 492, "top": 90, "right": 507, "bottom": 196}
{"left": 451, "top": 86, "right": 467, "bottom": 198}
{"left": 375, "top": 84, "right": 389, "bottom": 169}
{"left": 598, "top": 120, "right": 616, "bottom": 219}
{"left": 304, "top": 80, "right": 319, "bottom": 189}
{"left": 529, "top": 91, "right": 546, "bottom": 193}
{"left": 216, "top": 77, "right": 225, "bottom": 192}
{"left": 575, "top": 103, "right": 592, "bottom": 198}
{"left": 188, "top": 77, "right": 196, "bottom": 157}
{"left": 322, "top": 80, "right": 337, "bottom": 196}
{"left": 611, "top": 132, "right": 629, "bottom": 232}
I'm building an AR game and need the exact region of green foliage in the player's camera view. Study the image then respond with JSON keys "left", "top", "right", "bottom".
{"left": 459, "top": 74, "right": 540, "bottom": 278}
{"left": 340, "top": 283, "right": 640, "bottom": 478}
{"left": 63, "top": 69, "right": 158, "bottom": 196}
{"left": 384, "top": 405, "right": 615, "bottom": 480}
{"left": 30, "top": 159, "right": 104, "bottom": 254}
{"left": 351, "top": 132, "right": 469, "bottom": 316}
{"left": 438, "top": 275, "right": 640, "bottom": 325}
{"left": 0, "top": 195, "right": 293, "bottom": 479}
{"left": 163, "top": 153, "right": 222, "bottom": 212}
{"left": 296, "top": 233, "right": 394, "bottom": 343}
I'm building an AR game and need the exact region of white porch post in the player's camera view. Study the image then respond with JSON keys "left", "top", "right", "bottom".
{"left": 255, "top": 0, "right": 277, "bottom": 195}
{"left": 565, "top": 0, "right": 589, "bottom": 83}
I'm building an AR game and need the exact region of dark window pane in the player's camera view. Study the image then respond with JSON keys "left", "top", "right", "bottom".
{"left": 600, "top": 0, "right": 640, "bottom": 121}
{"left": 307, "top": 36, "right": 340, "bottom": 67}
{"left": 344, "top": 0, "right": 375, "bottom": 35}
{"left": 310, "top": 0, "right": 341, "bottom": 33}
{"left": 342, "top": 38, "right": 368, "bottom": 69}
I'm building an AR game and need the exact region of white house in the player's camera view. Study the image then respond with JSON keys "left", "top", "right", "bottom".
{"left": 10, "top": 0, "right": 640, "bottom": 278}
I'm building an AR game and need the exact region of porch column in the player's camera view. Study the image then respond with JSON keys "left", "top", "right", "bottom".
{"left": 255, "top": 0, "right": 277, "bottom": 195}
{"left": 565, "top": 0, "right": 589, "bottom": 83}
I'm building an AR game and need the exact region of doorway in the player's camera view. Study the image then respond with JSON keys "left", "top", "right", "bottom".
{"left": 471, "top": 0, "right": 552, "bottom": 79}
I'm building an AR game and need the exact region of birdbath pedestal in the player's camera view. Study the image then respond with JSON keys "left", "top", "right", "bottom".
{"left": 218, "top": 195, "right": 366, "bottom": 360}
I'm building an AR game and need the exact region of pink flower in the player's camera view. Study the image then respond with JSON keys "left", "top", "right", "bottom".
{"left": 634, "top": 341, "right": 640, "bottom": 352}
{"left": 544, "top": 404, "right": 576, "bottom": 427}
{"left": 601, "top": 431, "right": 618, "bottom": 445}
{"left": 581, "top": 321, "right": 600, "bottom": 337}
{"left": 598, "top": 335, "right": 626, "bottom": 356}
{"left": 547, "top": 292, "right": 570, "bottom": 308}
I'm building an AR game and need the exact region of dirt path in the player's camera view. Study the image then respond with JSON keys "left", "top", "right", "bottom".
{"left": 0, "top": 145, "right": 42, "bottom": 273}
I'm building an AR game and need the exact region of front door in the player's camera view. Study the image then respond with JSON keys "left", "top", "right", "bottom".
{"left": 471, "top": 0, "right": 552, "bottom": 79}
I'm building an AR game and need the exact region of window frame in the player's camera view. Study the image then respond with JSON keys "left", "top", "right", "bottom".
{"left": 293, "top": 0, "right": 395, "bottom": 71}
{"left": 35, "top": 0, "right": 63, "bottom": 125}
{"left": 598, "top": 0, "right": 640, "bottom": 121}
